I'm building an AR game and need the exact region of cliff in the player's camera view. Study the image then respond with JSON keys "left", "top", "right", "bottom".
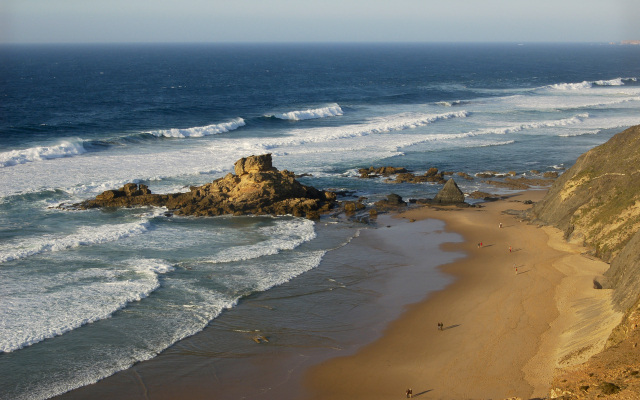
{"left": 525, "top": 125, "right": 640, "bottom": 398}
{"left": 527, "top": 125, "right": 640, "bottom": 264}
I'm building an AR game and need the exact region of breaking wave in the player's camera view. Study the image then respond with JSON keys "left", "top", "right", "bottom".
{"left": 148, "top": 118, "right": 245, "bottom": 138}
{"left": 271, "top": 105, "right": 343, "bottom": 120}
{"left": 0, "top": 209, "right": 164, "bottom": 264}
{"left": 0, "top": 140, "right": 87, "bottom": 168}
{"left": 542, "top": 77, "right": 637, "bottom": 91}
{"left": 0, "top": 258, "right": 174, "bottom": 353}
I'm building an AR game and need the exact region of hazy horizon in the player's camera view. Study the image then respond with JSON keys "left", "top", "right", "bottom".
{"left": 2, "top": 0, "right": 639, "bottom": 44}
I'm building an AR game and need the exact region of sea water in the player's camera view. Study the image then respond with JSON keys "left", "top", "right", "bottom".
{"left": 1, "top": 43, "right": 639, "bottom": 399}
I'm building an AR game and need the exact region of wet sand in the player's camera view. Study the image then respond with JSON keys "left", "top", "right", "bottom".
{"left": 305, "top": 190, "right": 621, "bottom": 399}
{"left": 56, "top": 216, "right": 461, "bottom": 400}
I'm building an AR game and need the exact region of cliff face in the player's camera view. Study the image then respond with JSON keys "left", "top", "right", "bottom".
{"left": 532, "top": 126, "right": 640, "bottom": 398}
{"left": 527, "top": 125, "right": 640, "bottom": 263}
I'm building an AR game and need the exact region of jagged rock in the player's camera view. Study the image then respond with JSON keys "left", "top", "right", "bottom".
{"left": 373, "top": 193, "right": 407, "bottom": 210}
{"left": 69, "top": 154, "right": 336, "bottom": 220}
{"left": 234, "top": 154, "right": 274, "bottom": 175}
{"left": 433, "top": 179, "right": 465, "bottom": 204}
{"left": 530, "top": 169, "right": 540, "bottom": 174}
{"left": 358, "top": 166, "right": 407, "bottom": 178}
{"left": 456, "top": 172, "right": 474, "bottom": 181}
{"left": 476, "top": 172, "right": 495, "bottom": 178}
{"left": 543, "top": 171, "right": 559, "bottom": 178}
{"left": 468, "top": 191, "right": 500, "bottom": 201}
{"left": 425, "top": 167, "right": 439, "bottom": 177}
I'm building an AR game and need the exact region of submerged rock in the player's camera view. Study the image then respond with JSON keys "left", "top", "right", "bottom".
{"left": 71, "top": 154, "right": 337, "bottom": 220}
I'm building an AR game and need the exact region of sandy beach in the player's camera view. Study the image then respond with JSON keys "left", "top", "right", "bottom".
{"left": 305, "top": 190, "right": 621, "bottom": 399}
{"left": 53, "top": 190, "right": 622, "bottom": 400}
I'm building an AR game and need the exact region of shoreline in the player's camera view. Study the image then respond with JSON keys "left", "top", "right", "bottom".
{"left": 55, "top": 215, "right": 461, "bottom": 400}
{"left": 52, "top": 190, "right": 621, "bottom": 400}
{"left": 304, "top": 190, "right": 621, "bottom": 399}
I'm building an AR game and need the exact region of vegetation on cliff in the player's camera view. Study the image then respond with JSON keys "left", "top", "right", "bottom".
{"left": 527, "top": 125, "right": 640, "bottom": 264}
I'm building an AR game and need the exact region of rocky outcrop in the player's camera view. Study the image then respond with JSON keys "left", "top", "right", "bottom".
{"left": 456, "top": 172, "right": 474, "bottom": 181}
{"left": 358, "top": 166, "right": 407, "bottom": 178}
{"left": 71, "top": 154, "right": 337, "bottom": 220}
{"left": 432, "top": 178, "right": 465, "bottom": 204}
{"left": 358, "top": 166, "right": 449, "bottom": 184}
{"left": 374, "top": 193, "right": 407, "bottom": 211}
{"left": 482, "top": 176, "right": 556, "bottom": 190}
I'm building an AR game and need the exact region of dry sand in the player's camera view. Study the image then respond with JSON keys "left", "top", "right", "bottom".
{"left": 304, "top": 190, "right": 622, "bottom": 399}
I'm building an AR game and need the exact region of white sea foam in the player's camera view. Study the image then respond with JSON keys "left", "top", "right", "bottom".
{"left": 542, "top": 77, "right": 637, "bottom": 91}
{"left": 0, "top": 258, "right": 173, "bottom": 353}
{"left": 558, "top": 129, "right": 600, "bottom": 137}
{"left": 253, "top": 111, "right": 470, "bottom": 150}
{"left": 475, "top": 140, "right": 515, "bottom": 147}
{"left": 0, "top": 140, "right": 86, "bottom": 168}
{"left": 272, "top": 105, "right": 343, "bottom": 120}
{"left": 0, "top": 209, "right": 163, "bottom": 264}
{"left": 148, "top": 118, "right": 245, "bottom": 138}
{"left": 205, "top": 218, "right": 316, "bottom": 264}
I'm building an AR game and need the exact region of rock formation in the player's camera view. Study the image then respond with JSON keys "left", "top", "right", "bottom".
{"left": 373, "top": 193, "right": 407, "bottom": 211}
{"left": 432, "top": 178, "right": 465, "bottom": 204}
{"left": 70, "top": 154, "right": 337, "bottom": 220}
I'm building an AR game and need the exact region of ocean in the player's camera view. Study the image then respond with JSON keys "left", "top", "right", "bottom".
{"left": 1, "top": 43, "right": 639, "bottom": 399}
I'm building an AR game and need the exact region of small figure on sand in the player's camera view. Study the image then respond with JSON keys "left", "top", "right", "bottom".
{"left": 406, "top": 388, "right": 413, "bottom": 398}
{"left": 515, "top": 267, "right": 518, "bottom": 275}
{"left": 509, "top": 246, "right": 512, "bottom": 253}
{"left": 437, "top": 322, "right": 441, "bottom": 330}
{"left": 499, "top": 223, "right": 503, "bottom": 228}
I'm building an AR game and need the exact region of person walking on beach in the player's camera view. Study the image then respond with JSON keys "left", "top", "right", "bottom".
{"left": 406, "top": 388, "right": 413, "bottom": 398}
{"left": 509, "top": 246, "right": 512, "bottom": 253}
{"left": 515, "top": 267, "right": 518, "bottom": 275}
{"left": 499, "top": 223, "right": 502, "bottom": 228}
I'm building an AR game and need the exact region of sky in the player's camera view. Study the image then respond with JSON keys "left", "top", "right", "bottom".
{"left": 1, "top": 0, "right": 639, "bottom": 44}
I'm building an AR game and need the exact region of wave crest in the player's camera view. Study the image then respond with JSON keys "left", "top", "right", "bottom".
{"left": 205, "top": 218, "right": 316, "bottom": 264}
{"left": 543, "top": 77, "right": 637, "bottom": 91}
{"left": 0, "top": 140, "right": 86, "bottom": 168}
{"left": 271, "top": 105, "right": 343, "bottom": 120}
{"left": 0, "top": 209, "right": 164, "bottom": 264}
{"left": 148, "top": 118, "right": 245, "bottom": 138}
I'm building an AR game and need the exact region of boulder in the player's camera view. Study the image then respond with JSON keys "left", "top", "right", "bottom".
{"left": 456, "top": 172, "right": 474, "bottom": 181}
{"left": 386, "top": 193, "right": 404, "bottom": 205}
{"left": 234, "top": 153, "right": 274, "bottom": 175}
{"left": 425, "top": 167, "right": 439, "bottom": 177}
{"left": 433, "top": 178, "right": 465, "bottom": 204}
